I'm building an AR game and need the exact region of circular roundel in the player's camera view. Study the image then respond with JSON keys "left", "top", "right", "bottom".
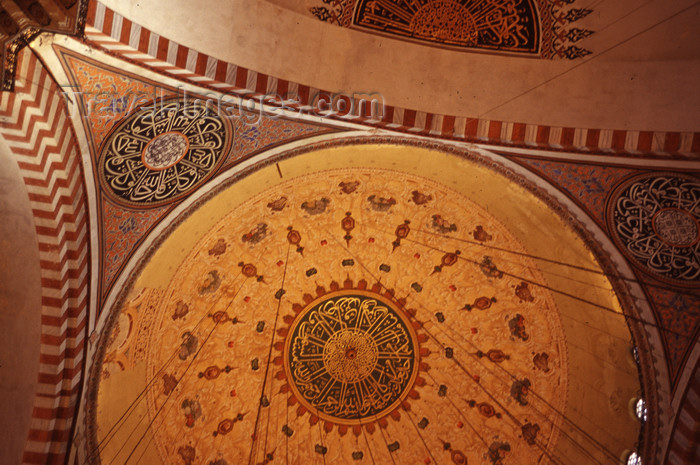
{"left": 98, "top": 98, "right": 232, "bottom": 207}
{"left": 141, "top": 132, "right": 189, "bottom": 170}
{"left": 607, "top": 173, "right": 700, "bottom": 285}
{"left": 284, "top": 289, "right": 419, "bottom": 424}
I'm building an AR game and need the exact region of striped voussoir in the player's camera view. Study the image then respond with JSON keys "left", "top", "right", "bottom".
{"left": 667, "top": 362, "right": 700, "bottom": 465}
{"left": 83, "top": 1, "right": 700, "bottom": 159}
{"left": 0, "top": 48, "right": 89, "bottom": 465}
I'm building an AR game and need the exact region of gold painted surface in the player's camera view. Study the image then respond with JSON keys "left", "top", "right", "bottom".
{"left": 101, "top": 167, "right": 571, "bottom": 465}
{"left": 98, "top": 145, "right": 640, "bottom": 465}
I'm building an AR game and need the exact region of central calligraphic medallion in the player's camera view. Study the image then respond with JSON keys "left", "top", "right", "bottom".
{"left": 283, "top": 289, "right": 420, "bottom": 424}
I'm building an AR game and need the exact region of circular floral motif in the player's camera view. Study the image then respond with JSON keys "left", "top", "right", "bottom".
{"left": 285, "top": 290, "right": 419, "bottom": 423}
{"left": 410, "top": 0, "right": 477, "bottom": 45}
{"left": 142, "top": 131, "right": 189, "bottom": 170}
{"left": 652, "top": 208, "right": 699, "bottom": 247}
{"left": 98, "top": 98, "right": 232, "bottom": 207}
{"left": 322, "top": 328, "right": 379, "bottom": 383}
{"left": 607, "top": 173, "right": 700, "bottom": 284}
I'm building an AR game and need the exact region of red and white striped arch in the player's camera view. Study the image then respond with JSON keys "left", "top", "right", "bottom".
{"left": 83, "top": 1, "right": 700, "bottom": 159}
{"left": 0, "top": 47, "right": 90, "bottom": 465}
{"left": 666, "top": 360, "right": 700, "bottom": 465}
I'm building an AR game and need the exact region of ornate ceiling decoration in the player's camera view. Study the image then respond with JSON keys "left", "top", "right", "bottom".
{"left": 57, "top": 48, "right": 335, "bottom": 301}
{"left": 512, "top": 157, "right": 700, "bottom": 386}
{"left": 1, "top": 0, "right": 87, "bottom": 90}
{"left": 307, "top": 0, "right": 593, "bottom": 59}
{"left": 606, "top": 173, "right": 700, "bottom": 286}
{"left": 82, "top": 3, "right": 698, "bottom": 157}
{"left": 98, "top": 97, "right": 234, "bottom": 207}
{"left": 282, "top": 287, "right": 424, "bottom": 426}
{"left": 89, "top": 157, "right": 644, "bottom": 465}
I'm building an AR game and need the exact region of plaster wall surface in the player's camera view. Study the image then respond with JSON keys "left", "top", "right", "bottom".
{"left": 101, "top": 0, "right": 700, "bottom": 132}
{"left": 0, "top": 140, "right": 42, "bottom": 465}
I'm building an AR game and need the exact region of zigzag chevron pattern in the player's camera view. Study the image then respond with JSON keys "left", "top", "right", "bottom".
{"left": 84, "top": 1, "right": 700, "bottom": 159}
{"left": 667, "top": 362, "right": 700, "bottom": 465}
{"left": 0, "top": 48, "right": 89, "bottom": 465}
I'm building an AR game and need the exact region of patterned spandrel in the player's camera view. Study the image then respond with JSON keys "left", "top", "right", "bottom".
{"left": 608, "top": 174, "right": 700, "bottom": 284}
{"left": 286, "top": 292, "right": 417, "bottom": 422}
{"left": 98, "top": 98, "right": 232, "bottom": 207}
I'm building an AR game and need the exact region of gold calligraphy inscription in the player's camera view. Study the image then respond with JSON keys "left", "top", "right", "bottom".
{"left": 609, "top": 174, "right": 700, "bottom": 283}
{"left": 285, "top": 291, "right": 418, "bottom": 423}
{"left": 353, "top": 0, "right": 539, "bottom": 53}
{"left": 98, "top": 98, "right": 231, "bottom": 207}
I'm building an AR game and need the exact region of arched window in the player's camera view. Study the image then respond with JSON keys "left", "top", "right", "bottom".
{"left": 627, "top": 451, "right": 642, "bottom": 465}
{"left": 635, "top": 398, "right": 647, "bottom": 422}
